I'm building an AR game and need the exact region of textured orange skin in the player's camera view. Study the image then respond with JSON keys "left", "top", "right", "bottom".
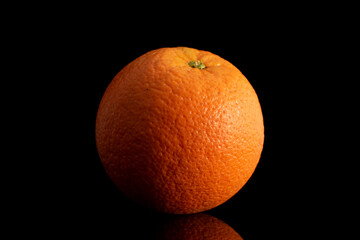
{"left": 96, "top": 47, "right": 264, "bottom": 214}
{"left": 158, "top": 213, "right": 243, "bottom": 239}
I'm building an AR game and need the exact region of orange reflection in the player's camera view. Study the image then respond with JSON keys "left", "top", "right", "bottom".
{"left": 157, "top": 213, "right": 243, "bottom": 239}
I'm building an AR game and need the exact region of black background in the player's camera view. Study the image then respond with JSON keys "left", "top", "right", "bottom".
{"left": 15, "top": 6, "right": 340, "bottom": 239}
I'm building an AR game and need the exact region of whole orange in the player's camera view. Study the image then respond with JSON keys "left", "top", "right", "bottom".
{"left": 96, "top": 47, "right": 264, "bottom": 214}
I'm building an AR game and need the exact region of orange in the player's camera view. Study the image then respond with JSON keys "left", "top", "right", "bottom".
{"left": 96, "top": 47, "right": 264, "bottom": 214}
{"left": 158, "top": 213, "right": 243, "bottom": 239}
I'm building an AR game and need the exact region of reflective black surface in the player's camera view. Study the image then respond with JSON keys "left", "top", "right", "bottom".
{"left": 39, "top": 19, "right": 325, "bottom": 239}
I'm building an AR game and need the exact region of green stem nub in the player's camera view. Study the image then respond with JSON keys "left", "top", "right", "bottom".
{"left": 188, "top": 60, "right": 206, "bottom": 69}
